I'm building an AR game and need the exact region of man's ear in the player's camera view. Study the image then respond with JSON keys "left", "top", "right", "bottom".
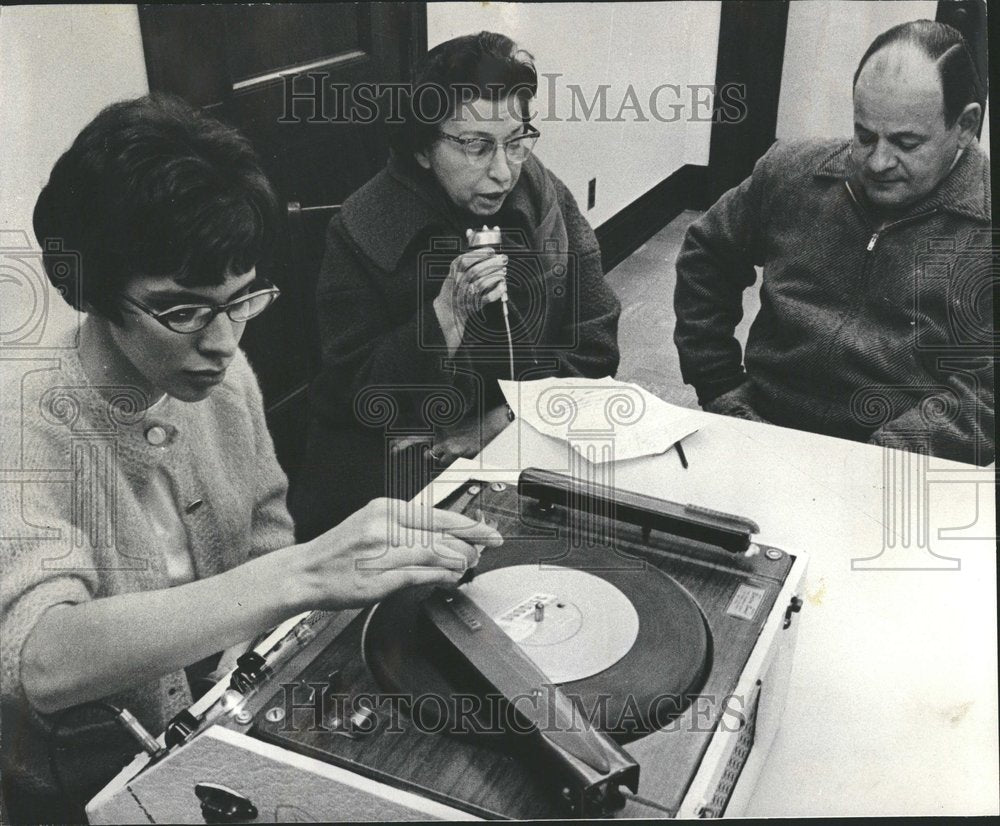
{"left": 414, "top": 149, "right": 431, "bottom": 170}
{"left": 955, "top": 102, "right": 982, "bottom": 148}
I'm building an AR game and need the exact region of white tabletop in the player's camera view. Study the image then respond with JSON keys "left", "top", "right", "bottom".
{"left": 431, "top": 411, "right": 998, "bottom": 817}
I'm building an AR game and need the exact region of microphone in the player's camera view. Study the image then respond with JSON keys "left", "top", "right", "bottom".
{"left": 468, "top": 225, "right": 514, "bottom": 382}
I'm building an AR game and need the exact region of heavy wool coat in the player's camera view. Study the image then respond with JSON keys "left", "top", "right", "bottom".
{"left": 309, "top": 154, "right": 621, "bottom": 430}
{"left": 291, "top": 155, "right": 621, "bottom": 536}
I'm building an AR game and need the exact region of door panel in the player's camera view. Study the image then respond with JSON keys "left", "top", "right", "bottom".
{"left": 221, "top": 4, "right": 364, "bottom": 82}
{"left": 936, "top": 0, "right": 988, "bottom": 138}
{"left": 707, "top": 0, "right": 789, "bottom": 203}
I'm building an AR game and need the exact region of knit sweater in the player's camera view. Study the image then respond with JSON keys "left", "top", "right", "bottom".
{"left": 308, "top": 153, "right": 621, "bottom": 431}
{"left": 674, "top": 138, "right": 993, "bottom": 465}
{"left": 0, "top": 333, "right": 294, "bottom": 796}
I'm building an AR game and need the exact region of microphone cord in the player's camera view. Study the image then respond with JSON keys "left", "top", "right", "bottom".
{"left": 501, "top": 293, "right": 515, "bottom": 381}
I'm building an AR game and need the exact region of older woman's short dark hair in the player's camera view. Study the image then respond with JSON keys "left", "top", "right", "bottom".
{"left": 33, "top": 94, "right": 279, "bottom": 321}
{"left": 390, "top": 31, "right": 538, "bottom": 157}
{"left": 853, "top": 20, "right": 985, "bottom": 127}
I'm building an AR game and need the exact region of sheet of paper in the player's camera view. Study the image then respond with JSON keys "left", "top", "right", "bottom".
{"left": 498, "top": 376, "right": 700, "bottom": 463}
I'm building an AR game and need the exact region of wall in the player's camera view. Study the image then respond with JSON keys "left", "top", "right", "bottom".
{"left": 0, "top": 4, "right": 148, "bottom": 346}
{"left": 777, "top": 0, "right": 989, "bottom": 153}
{"left": 427, "top": 2, "right": 721, "bottom": 227}
{"left": 777, "top": 0, "right": 936, "bottom": 141}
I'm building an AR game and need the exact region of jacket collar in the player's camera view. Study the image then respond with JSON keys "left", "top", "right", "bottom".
{"left": 340, "top": 153, "right": 548, "bottom": 272}
{"left": 814, "top": 138, "right": 991, "bottom": 223}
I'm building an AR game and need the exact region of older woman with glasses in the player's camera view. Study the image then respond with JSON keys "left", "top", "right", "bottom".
{"left": 293, "top": 31, "right": 621, "bottom": 539}
{"left": 0, "top": 94, "right": 500, "bottom": 822}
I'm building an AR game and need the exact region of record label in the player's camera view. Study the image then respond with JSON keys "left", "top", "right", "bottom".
{"left": 463, "top": 565, "right": 640, "bottom": 683}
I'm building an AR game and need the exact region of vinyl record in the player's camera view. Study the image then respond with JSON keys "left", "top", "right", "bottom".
{"left": 363, "top": 535, "right": 713, "bottom": 743}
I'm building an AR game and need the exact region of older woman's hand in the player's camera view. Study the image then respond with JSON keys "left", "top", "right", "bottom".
{"left": 389, "top": 403, "right": 513, "bottom": 466}
{"left": 429, "top": 403, "right": 512, "bottom": 464}
{"left": 286, "top": 498, "right": 503, "bottom": 609}
{"left": 433, "top": 234, "right": 508, "bottom": 354}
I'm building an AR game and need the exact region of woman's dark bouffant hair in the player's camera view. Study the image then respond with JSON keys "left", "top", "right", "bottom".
{"left": 389, "top": 31, "right": 538, "bottom": 157}
{"left": 33, "top": 94, "right": 279, "bottom": 321}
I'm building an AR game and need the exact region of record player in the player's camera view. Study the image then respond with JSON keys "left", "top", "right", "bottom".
{"left": 88, "top": 468, "right": 807, "bottom": 822}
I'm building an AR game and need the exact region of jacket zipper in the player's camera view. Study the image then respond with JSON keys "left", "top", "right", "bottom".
{"left": 844, "top": 181, "right": 938, "bottom": 253}
{"left": 810, "top": 182, "right": 948, "bottom": 432}
{"left": 816, "top": 181, "right": 942, "bottom": 426}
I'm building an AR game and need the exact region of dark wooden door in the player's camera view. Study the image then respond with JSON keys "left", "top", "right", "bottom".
{"left": 706, "top": 0, "right": 789, "bottom": 204}
{"left": 936, "top": 0, "right": 988, "bottom": 138}
{"left": 138, "top": 2, "right": 427, "bottom": 475}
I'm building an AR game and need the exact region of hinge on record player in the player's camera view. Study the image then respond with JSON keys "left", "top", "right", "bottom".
{"left": 518, "top": 468, "right": 759, "bottom": 554}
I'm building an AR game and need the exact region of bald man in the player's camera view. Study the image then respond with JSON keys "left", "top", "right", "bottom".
{"left": 673, "top": 20, "right": 992, "bottom": 465}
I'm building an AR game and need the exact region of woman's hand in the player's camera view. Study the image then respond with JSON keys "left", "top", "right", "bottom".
{"left": 285, "top": 498, "right": 504, "bottom": 610}
{"left": 21, "top": 501, "right": 502, "bottom": 714}
{"left": 431, "top": 404, "right": 513, "bottom": 464}
{"left": 390, "top": 404, "right": 513, "bottom": 467}
{"left": 433, "top": 230, "right": 508, "bottom": 354}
